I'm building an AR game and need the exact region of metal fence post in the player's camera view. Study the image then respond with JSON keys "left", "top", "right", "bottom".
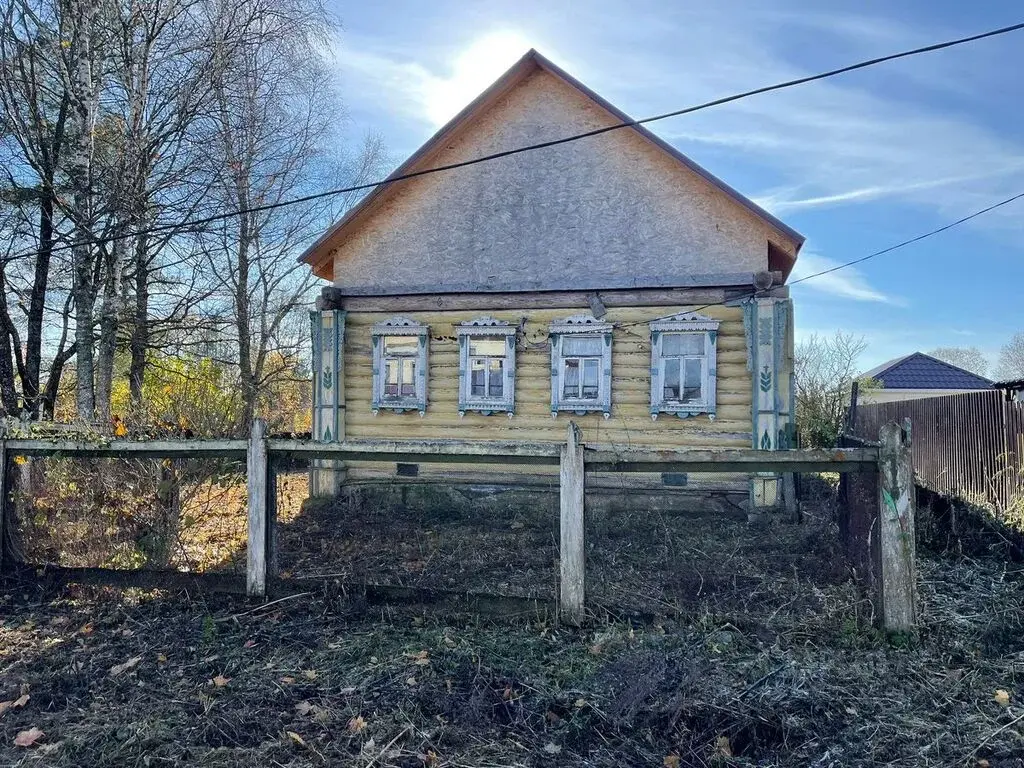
{"left": 247, "top": 419, "right": 268, "bottom": 597}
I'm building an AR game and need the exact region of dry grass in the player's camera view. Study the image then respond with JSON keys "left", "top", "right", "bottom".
{"left": 2, "top": 491, "right": 1024, "bottom": 766}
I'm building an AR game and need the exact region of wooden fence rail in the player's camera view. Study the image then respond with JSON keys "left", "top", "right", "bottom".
{"left": 853, "top": 390, "right": 1024, "bottom": 513}
{"left": 0, "top": 421, "right": 913, "bottom": 630}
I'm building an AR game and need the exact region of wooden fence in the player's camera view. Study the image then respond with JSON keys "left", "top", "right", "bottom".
{"left": 852, "top": 389, "right": 1024, "bottom": 512}
{"left": 0, "top": 421, "right": 915, "bottom": 629}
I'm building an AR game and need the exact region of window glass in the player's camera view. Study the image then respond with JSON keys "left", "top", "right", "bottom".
{"left": 581, "top": 359, "right": 599, "bottom": 398}
{"left": 682, "top": 358, "right": 703, "bottom": 402}
{"left": 384, "top": 358, "right": 416, "bottom": 397}
{"left": 563, "top": 358, "right": 580, "bottom": 398}
{"left": 662, "top": 333, "right": 703, "bottom": 356}
{"left": 562, "top": 336, "right": 604, "bottom": 356}
{"left": 470, "top": 360, "right": 486, "bottom": 396}
{"left": 663, "top": 358, "right": 681, "bottom": 400}
{"left": 383, "top": 335, "right": 418, "bottom": 355}
{"left": 488, "top": 359, "right": 504, "bottom": 397}
{"left": 469, "top": 338, "right": 505, "bottom": 357}
{"left": 384, "top": 359, "right": 400, "bottom": 396}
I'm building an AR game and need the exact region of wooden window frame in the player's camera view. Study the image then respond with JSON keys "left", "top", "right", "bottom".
{"left": 371, "top": 316, "right": 429, "bottom": 415}
{"left": 456, "top": 317, "right": 517, "bottom": 417}
{"left": 649, "top": 313, "right": 720, "bottom": 420}
{"left": 550, "top": 315, "right": 613, "bottom": 419}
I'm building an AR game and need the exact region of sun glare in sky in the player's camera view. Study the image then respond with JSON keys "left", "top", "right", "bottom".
{"left": 423, "top": 30, "right": 535, "bottom": 125}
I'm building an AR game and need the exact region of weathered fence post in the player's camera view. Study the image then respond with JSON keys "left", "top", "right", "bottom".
{"left": 247, "top": 419, "right": 269, "bottom": 597}
{"left": 877, "top": 421, "right": 917, "bottom": 631}
{"left": 559, "top": 421, "right": 585, "bottom": 625}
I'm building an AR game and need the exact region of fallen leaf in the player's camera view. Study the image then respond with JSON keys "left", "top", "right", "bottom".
{"left": 845, "top": 706, "right": 857, "bottom": 716}
{"left": 588, "top": 644, "right": 603, "bottom": 656}
{"left": 406, "top": 677, "right": 417, "bottom": 686}
{"left": 211, "top": 675, "right": 230, "bottom": 687}
{"left": 302, "top": 669, "right": 318, "bottom": 680}
{"left": 443, "top": 636, "right": 457, "bottom": 648}
{"left": 109, "top": 656, "right": 142, "bottom": 676}
{"left": 994, "top": 689, "right": 1011, "bottom": 707}
{"left": 977, "top": 760, "right": 991, "bottom": 768}
{"left": 574, "top": 698, "right": 588, "bottom": 709}
{"left": 715, "top": 735, "right": 732, "bottom": 757}
{"left": 286, "top": 730, "right": 307, "bottom": 748}
{"left": 243, "top": 639, "right": 257, "bottom": 649}
{"left": 543, "top": 742, "right": 561, "bottom": 754}
{"left": 37, "top": 740, "right": 62, "bottom": 755}
{"left": 280, "top": 676, "right": 296, "bottom": 685}
{"left": 295, "top": 700, "right": 316, "bottom": 717}
{"left": 0, "top": 694, "right": 30, "bottom": 717}
{"left": 347, "top": 715, "right": 367, "bottom": 733}
{"left": 664, "top": 756, "right": 681, "bottom": 768}
{"left": 78, "top": 624, "right": 94, "bottom": 635}
{"left": 14, "top": 727, "right": 44, "bottom": 747}
{"left": 156, "top": 654, "right": 168, "bottom": 664}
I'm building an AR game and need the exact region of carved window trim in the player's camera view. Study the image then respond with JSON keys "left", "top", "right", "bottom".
{"left": 549, "top": 315, "right": 613, "bottom": 419}
{"left": 456, "top": 317, "right": 517, "bottom": 417}
{"left": 371, "top": 316, "right": 429, "bottom": 416}
{"left": 649, "top": 313, "right": 720, "bottom": 420}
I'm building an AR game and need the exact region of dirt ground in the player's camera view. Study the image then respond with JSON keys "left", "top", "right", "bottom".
{"left": 275, "top": 483, "right": 849, "bottom": 621}
{"left": 3, "top": 494, "right": 1024, "bottom": 767}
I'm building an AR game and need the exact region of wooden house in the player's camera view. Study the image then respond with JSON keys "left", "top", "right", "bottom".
{"left": 300, "top": 50, "right": 804, "bottom": 513}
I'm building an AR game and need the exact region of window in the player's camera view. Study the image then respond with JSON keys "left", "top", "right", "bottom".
{"left": 457, "top": 317, "right": 516, "bottom": 416}
{"left": 371, "top": 317, "right": 428, "bottom": 415}
{"left": 649, "top": 313, "right": 720, "bottom": 420}
{"left": 550, "top": 315, "right": 613, "bottom": 418}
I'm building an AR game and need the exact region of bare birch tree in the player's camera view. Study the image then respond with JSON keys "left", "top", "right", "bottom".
{"left": 197, "top": 0, "right": 383, "bottom": 429}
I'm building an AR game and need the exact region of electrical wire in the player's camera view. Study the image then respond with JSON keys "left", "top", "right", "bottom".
{"left": 10, "top": 20, "right": 1024, "bottom": 262}
{"left": 613, "top": 189, "right": 1024, "bottom": 330}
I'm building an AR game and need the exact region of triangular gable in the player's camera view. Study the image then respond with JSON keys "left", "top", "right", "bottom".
{"left": 301, "top": 50, "right": 804, "bottom": 286}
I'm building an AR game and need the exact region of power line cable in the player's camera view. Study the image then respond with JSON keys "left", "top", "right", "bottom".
{"left": 13, "top": 20, "right": 1024, "bottom": 262}
{"left": 615, "top": 189, "right": 1024, "bottom": 330}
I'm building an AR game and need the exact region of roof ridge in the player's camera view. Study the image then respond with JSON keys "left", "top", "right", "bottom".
{"left": 910, "top": 351, "right": 994, "bottom": 385}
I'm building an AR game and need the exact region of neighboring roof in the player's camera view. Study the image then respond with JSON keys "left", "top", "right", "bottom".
{"left": 862, "top": 352, "right": 994, "bottom": 390}
{"left": 300, "top": 49, "right": 805, "bottom": 281}
{"left": 995, "top": 377, "right": 1024, "bottom": 390}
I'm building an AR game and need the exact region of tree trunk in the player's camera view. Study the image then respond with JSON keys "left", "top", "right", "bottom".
{"left": 67, "top": 0, "right": 102, "bottom": 423}
{"left": 23, "top": 186, "right": 56, "bottom": 418}
{"left": 0, "top": 326, "right": 18, "bottom": 416}
{"left": 128, "top": 230, "right": 149, "bottom": 410}
{"left": 96, "top": 228, "right": 125, "bottom": 422}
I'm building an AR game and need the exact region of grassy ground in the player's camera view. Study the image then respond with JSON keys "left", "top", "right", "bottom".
{"left": 2, "top": 497, "right": 1024, "bottom": 767}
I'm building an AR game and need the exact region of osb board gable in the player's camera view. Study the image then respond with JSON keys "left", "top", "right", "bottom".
{"left": 327, "top": 68, "right": 793, "bottom": 293}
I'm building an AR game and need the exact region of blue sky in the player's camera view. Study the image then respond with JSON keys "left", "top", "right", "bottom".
{"left": 324, "top": 0, "right": 1024, "bottom": 371}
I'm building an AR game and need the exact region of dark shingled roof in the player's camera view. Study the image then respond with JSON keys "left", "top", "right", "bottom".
{"left": 862, "top": 352, "right": 994, "bottom": 390}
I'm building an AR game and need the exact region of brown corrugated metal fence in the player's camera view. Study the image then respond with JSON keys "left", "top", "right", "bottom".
{"left": 853, "top": 390, "right": 1024, "bottom": 512}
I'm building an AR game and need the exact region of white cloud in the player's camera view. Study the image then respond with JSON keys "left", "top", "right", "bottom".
{"left": 333, "top": 1, "right": 1024, "bottom": 240}
{"left": 336, "top": 30, "right": 540, "bottom": 128}
{"left": 789, "top": 252, "right": 899, "bottom": 304}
